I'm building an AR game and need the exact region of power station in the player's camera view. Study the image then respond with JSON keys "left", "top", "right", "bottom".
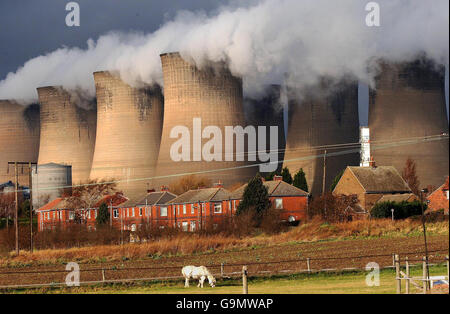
{"left": 155, "top": 52, "right": 256, "bottom": 187}
{"left": 369, "top": 58, "right": 449, "bottom": 189}
{"left": 283, "top": 80, "right": 360, "bottom": 194}
{"left": 0, "top": 100, "right": 40, "bottom": 184}
{"left": 37, "top": 86, "right": 96, "bottom": 185}
{"left": 89, "top": 71, "right": 163, "bottom": 198}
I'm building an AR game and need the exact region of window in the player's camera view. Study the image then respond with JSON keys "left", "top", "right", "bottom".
{"left": 160, "top": 206, "right": 168, "bottom": 217}
{"left": 191, "top": 205, "right": 195, "bottom": 214}
{"left": 190, "top": 221, "right": 196, "bottom": 232}
{"left": 214, "top": 203, "right": 222, "bottom": 214}
{"left": 177, "top": 205, "right": 180, "bottom": 215}
{"left": 95, "top": 210, "right": 97, "bottom": 219}
{"left": 183, "top": 204, "right": 187, "bottom": 215}
{"left": 182, "top": 221, "right": 189, "bottom": 232}
{"left": 139, "top": 207, "right": 143, "bottom": 216}
{"left": 69, "top": 211, "right": 75, "bottom": 220}
{"left": 87, "top": 210, "right": 91, "bottom": 219}
{"left": 233, "top": 200, "right": 236, "bottom": 211}
{"left": 113, "top": 209, "right": 119, "bottom": 218}
{"left": 132, "top": 208, "right": 135, "bottom": 217}
{"left": 275, "top": 198, "right": 283, "bottom": 209}
{"left": 53, "top": 212, "right": 56, "bottom": 219}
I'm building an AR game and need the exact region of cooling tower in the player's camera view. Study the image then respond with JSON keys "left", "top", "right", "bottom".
{"left": 89, "top": 71, "right": 163, "bottom": 198}
{"left": 244, "top": 85, "right": 286, "bottom": 174}
{"left": 37, "top": 86, "right": 96, "bottom": 185}
{"left": 155, "top": 52, "right": 256, "bottom": 187}
{"left": 369, "top": 59, "right": 449, "bottom": 188}
{"left": 283, "top": 81, "right": 360, "bottom": 195}
{"left": 0, "top": 100, "right": 40, "bottom": 184}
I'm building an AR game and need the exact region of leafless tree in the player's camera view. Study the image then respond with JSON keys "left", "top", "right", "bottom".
{"left": 168, "top": 175, "right": 211, "bottom": 195}
{"left": 402, "top": 157, "right": 420, "bottom": 196}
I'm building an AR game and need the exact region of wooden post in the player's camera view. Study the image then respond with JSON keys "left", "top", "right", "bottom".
{"left": 221, "top": 263, "right": 224, "bottom": 278}
{"left": 102, "top": 269, "right": 106, "bottom": 282}
{"left": 242, "top": 266, "right": 248, "bottom": 294}
{"left": 28, "top": 162, "right": 33, "bottom": 253}
{"left": 14, "top": 162, "right": 19, "bottom": 256}
{"left": 422, "top": 257, "right": 427, "bottom": 294}
{"left": 446, "top": 255, "right": 449, "bottom": 282}
{"left": 405, "top": 257, "right": 410, "bottom": 295}
{"left": 395, "top": 254, "right": 401, "bottom": 294}
{"left": 307, "top": 258, "right": 311, "bottom": 273}
{"left": 392, "top": 253, "right": 395, "bottom": 267}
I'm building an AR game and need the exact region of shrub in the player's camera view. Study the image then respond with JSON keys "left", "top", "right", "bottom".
{"left": 371, "top": 200, "right": 425, "bottom": 219}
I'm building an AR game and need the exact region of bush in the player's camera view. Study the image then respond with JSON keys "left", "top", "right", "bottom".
{"left": 371, "top": 200, "right": 425, "bottom": 220}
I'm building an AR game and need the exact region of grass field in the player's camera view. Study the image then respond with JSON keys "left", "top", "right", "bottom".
{"left": 8, "top": 264, "right": 448, "bottom": 294}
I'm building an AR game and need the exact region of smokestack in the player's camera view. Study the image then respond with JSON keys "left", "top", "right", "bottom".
{"left": 0, "top": 100, "right": 40, "bottom": 183}
{"left": 283, "top": 80, "right": 360, "bottom": 195}
{"left": 89, "top": 71, "right": 163, "bottom": 198}
{"left": 37, "top": 86, "right": 96, "bottom": 184}
{"left": 369, "top": 58, "right": 449, "bottom": 188}
{"left": 155, "top": 52, "right": 255, "bottom": 187}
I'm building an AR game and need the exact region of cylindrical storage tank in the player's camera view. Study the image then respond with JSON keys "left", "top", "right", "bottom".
{"left": 37, "top": 86, "right": 96, "bottom": 185}
{"left": 369, "top": 59, "right": 449, "bottom": 188}
{"left": 244, "top": 85, "right": 286, "bottom": 174}
{"left": 155, "top": 52, "right": 256, "bottom": 188}
{"left": 89, "top": 71, "right": 163, "bottom": 198}
{"left": 0, "top": 100, "right": 40, "bottom": 184}
{"left": 32, "top": 163, "right": 72, "bottom": 209}
{"left": 283, "top": 81, "right": 360, "bottom": 195}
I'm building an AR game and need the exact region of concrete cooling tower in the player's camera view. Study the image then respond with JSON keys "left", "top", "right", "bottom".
{"left": 155, "top": 52, "right": 256, "bottom": 187}
{"left": 244, "top": 85, "right": 286, "bottom": 174}
{"left": 369, "top": 59, "right": 449, "bottom": 188}
{"left": 0, "top": 100, "right": 40, "bottom": 185}
{"left": 89, "top": 71, "right": 163, "bottom": 198}
{"left": 37, "top": 86, "right": 96, "bottom": 185}
{"left": 283, "top": 81, "right": 360, "bottom": 195}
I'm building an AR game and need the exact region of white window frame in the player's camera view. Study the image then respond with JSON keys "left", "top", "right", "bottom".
{"left": 183, "top": 204, "right": 187, "bottom": 215}
{"left": 214, "top": 203, "right": 222, "bottom": 214}
{"left": 139, "top": 207, "right": 143, "bottom": 216}
{"left": 275, "top": 198, "right": 283, "bottom": 210}
{"left": 190, "top": 221, "right": 196, "bottom": 232}
{"left": 113, "top": 209, "right": 119, "bottom": 218}
{"left": 160, "top": 206, "right": 168, "bottom": 217}
{"left": 191, "top": 204, "right": 195, "bottom": 214}
{"left": 182, "top": 221, "right": 189, "bottom": 232}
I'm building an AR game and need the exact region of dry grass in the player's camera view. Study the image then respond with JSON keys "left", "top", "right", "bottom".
{"left": 1, "top": 217, "right": 447, "bottom": 267}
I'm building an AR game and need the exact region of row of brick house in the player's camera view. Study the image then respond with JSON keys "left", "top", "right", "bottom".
{"left": 36, "top": 176, "right": 310, "bottom": 232}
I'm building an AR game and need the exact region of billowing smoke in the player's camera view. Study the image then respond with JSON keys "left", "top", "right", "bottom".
{"left": 0, "top": 0, "right": 448, "bottom": 103}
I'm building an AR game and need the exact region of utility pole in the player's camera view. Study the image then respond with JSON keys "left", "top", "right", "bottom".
{"left": 420, "top": 188, "right": 431, "bottom": 291}
{"left": 322, "top": 150, "right": 327, "bottom": 218}
{"left": 8, "top": 161, "right": 37, "bottom": 255}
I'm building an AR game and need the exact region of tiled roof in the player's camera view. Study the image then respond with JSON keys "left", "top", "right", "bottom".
{"left": 37, "top": 198, "right": 65, "bottom": 211}
{"left": 168, "top": 188, "right": 231, "bottom": 204}
{"left": 348, "top": 166, "right": 411, "bottom": 193}
{"left": 94, "top": 193, "right": 128, "bottom": 207}
{"left": 231, "top": 180, "right": 309, "bottom": 199}
{"left": 121, "top": 191, "right": 177, "bottom": 207}
{"left": 377, "top": 193, "right": 417, "bottom": 203}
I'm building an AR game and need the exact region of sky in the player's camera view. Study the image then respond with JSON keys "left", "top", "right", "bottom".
{"left": 0, "top": 0, "right": 448, "bottom": 125}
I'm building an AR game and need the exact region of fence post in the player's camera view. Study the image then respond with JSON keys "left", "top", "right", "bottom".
{"left": 392, "top": 253, "right": 395, "bottom": 267}
{"left": 395, "top": 254, "right": 401, "bottom": 294}
{"left": 307, "top": 258, "right": 311, "bottom": 273}
{"left": 405, "top": 257, "right": 410, "bottom": 295}
{"left": 221, "top": 263, "right": 224, "bottom": 278}
{"left": 102, "top": 268, "right": 106, "bottom": 282}
{"left": 242, "top": 266, "right": 248, "bottom": 294}
{"left": 422, "top": 257, "right": 427, "bottom": 294}
{"left": 446, "top": 255, "right": 449, "bottom": 281}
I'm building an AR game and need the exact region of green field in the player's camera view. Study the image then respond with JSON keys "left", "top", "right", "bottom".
{"left": 12, "top": 264, "right": 448, "bottom": 294}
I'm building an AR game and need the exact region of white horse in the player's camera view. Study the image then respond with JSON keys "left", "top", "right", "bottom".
{"left": 182, "top": 265, "right": 216, "bottom": 288}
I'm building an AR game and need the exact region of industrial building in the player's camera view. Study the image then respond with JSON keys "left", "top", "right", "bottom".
{"left": 155, "top": 52, "right": 256, "bottom": 188}
{"left": 369, "top": 58, "right": 449, "bottom": 189}
{"left": 0, "top": 100, "right": 40, "bottom": 185}
{"left": 37, "top": 86, "right": 96, "bottom": 184}
{"left": 283, "top": 80, "right": 360, "bottom": 195}
{"left": 89, "top": 71, "right": 163, "bottom": 199}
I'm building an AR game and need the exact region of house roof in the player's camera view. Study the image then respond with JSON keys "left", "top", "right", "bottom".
{"left": 231, "top": 180, "right": 309, "bottom": 200}
{"left": 347, "top": 166, "right": 412, "bottom": 193}
{"left": 120, "top": 191, "right": 177, "bottom": 207}
{"left": 377, "top": 193, "right": 417, "bottom": 203}
{"left": 37, "top": 198, "right": 65, "bottom": 211}
{"left": 94, "top": 193, "right": 128, "bottom": 208}
{"left": 427, "top": 176, "right": 449, "bottom": 199}
{"left": 168, "top": 187, "right": 231, "bottom": 204}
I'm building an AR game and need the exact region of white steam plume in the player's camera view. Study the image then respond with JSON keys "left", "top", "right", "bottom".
{"left": 0, "top": 0, "right": 448, "bottom": 103}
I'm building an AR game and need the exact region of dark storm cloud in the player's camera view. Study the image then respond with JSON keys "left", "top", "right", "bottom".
{"left": 0, "top": 0, "right": 228, "bottom": 80}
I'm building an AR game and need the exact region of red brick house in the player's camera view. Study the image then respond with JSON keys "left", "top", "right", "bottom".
{"left": 230, "top": 176, "right": 309, "bottom": 224}
{"left": 427, "top": 177, "right": 449, "bottom": 215}
{"left": 333, "top": 166, "right": 413, "bottom": 213}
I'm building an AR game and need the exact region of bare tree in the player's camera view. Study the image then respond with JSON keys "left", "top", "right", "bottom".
{"left": 0, "top": 192, "right": 15, "bottom": 229}
{"left": 168, "top": 175, "right": 211, "bottom": 195}
{"left": 402, "top": 157, "right": 420, "bottom": 196}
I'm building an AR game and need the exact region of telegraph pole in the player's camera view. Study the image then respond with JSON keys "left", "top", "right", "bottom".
{"left": 322, "top": 150, "right": 327, "bottom": 217}
{"left": 14, "top": 162, "right": 19, "bottom": 255}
